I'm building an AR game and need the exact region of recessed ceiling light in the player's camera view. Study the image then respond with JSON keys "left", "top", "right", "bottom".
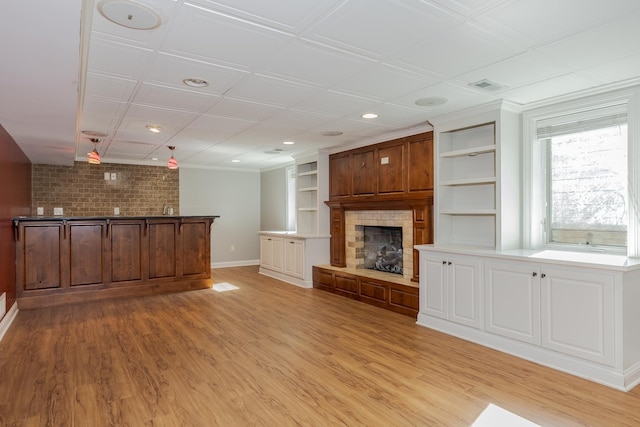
{"left": 414, "top": 97, "right": 447, "bottom": 107}
{"left": 151, "top": 157, "right": 158, "bottom": 161}
{"left": 362, "top": 113, "right": 378, "bottom": 119}
{"left": 282, "top": 141, "right": 295, "bottom": 145}
{"left": 231, "top": 159, "right": 240, "bottom": 163}
{"left": 321, "top": 130, "right": 343, "bottom": 136}
{"left": 146, "top": 125, "right": 162, "bottom": 133}
{"left": 98, "top": 0, "right": 162, "bottom": 30}
{"left": 182, "top": 78, "right": 209, "bottom": 88}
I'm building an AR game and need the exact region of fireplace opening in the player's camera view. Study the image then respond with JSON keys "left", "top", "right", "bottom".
{"left": 363, "top": 225, "right": 403, "bottom": 275}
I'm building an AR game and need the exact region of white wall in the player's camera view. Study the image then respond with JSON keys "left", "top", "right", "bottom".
{"left": 260, "top": 166, "right": 287, "bottom": 231}
{"left": 180, "top": 168, "right": 260, "bottom": 267}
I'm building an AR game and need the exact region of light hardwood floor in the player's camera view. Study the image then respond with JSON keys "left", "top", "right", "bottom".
{"left": 1, "top": 265, "right": 640, "bottom": 426}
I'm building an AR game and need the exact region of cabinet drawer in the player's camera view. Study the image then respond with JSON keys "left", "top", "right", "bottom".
{"left": 335, "top": 274, "right": 358, "bottom": 294}
{"left": 360, "top": 280, "right": 387, "bottom": 302}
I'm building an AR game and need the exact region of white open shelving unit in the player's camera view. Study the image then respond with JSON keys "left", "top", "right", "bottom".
{"left": 433, "top": 101, "right": 521, "bottom": 250}
{"left": 295, "top": 151, "right": 329, "bottom": 236}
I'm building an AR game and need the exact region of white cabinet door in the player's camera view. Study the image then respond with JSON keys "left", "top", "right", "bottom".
{"left": 260, "top": 236, "right": 283, "bottom": 272}
{"left": 420, "top": 253, "right": 448, "bottom": 319}
{"left": 420, "top": 252, "right": 481, "bottom": 328}
{"left": 484, "top": 260, "right": 540, "bottom": 344}
{"left": 284, "top": 239, "right": 304, "bottom": 279}
{"left": 541, "top": 267, "right": 615, "bottom": 366}
{"left": 448, "top": 255, "right": 482, "bottom": 328}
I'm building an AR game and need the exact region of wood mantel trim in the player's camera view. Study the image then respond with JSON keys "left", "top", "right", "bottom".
{"left": 325, "top": 194, "right": 434, "bottom": 282}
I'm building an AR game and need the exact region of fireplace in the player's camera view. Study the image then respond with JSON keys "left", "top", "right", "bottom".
{"left": 346, "top": 210, "right": 413, "bottom": 280}
{"left": 363, "top": 226, "right": 403, "bottom": 275}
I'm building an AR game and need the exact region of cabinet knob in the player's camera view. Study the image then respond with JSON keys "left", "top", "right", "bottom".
{"left": 532, "top": 272, "right": 537, "bottom": 277}
{"left": 541, "top": 273, "right": 546, "bottom": 278}
{"left": 448, "top": 261, "right": 452, "bottom": 265}
{"left": 442, "top": 260, "right": 447, "bottom": 264}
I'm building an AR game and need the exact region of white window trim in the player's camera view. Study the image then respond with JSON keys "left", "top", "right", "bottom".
{"left": 522, "top": 87, "right": 640, "bottom": 257}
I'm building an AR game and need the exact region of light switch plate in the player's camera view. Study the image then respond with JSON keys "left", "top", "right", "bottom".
{"left": 36, "top": 207, "right": 44, "bottom": 215}
{"left": 53, "top": 207, "right": 63, "bottom": 215}
{"left": 114, "top": 207, "right": 120, "bottom": 215}
{"left": 111, "top": 172, "right": 117, "bottom": 180}
{"left": 104, "top": 172, "right": 110, "bottom": 180}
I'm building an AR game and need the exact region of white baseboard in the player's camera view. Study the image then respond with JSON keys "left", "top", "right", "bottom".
{"left": 211, "top": 259, "right": 260, "bottom": 269}
{"left": 0, "top": 302, "right": 18, "bottom": 343}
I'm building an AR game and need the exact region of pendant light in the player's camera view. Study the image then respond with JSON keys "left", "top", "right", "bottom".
{"left": 88, "top": 138, "right": 101, "bottom": 165}
{"left": 167, "top": 146, "right": 178, "bottom": 170}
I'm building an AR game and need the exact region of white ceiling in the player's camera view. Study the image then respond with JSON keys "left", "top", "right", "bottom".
{"left": 2, "top": 0, "right": 640, "bottom": 170}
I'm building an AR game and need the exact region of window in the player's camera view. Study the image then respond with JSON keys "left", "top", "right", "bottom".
{"left": 545, "top": 123, "right": 627, "bottom": 248}
{"left": 524, "top": 95, "right": 636, "bottom": 255}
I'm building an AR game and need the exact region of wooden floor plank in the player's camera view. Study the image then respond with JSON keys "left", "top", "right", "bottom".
{"left": 2, "top": 265, "right": 640, "bottom": 426}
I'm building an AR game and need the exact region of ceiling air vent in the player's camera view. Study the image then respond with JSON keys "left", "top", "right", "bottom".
{"left": 468, "top": 79, "right": 507, "bottom": 92}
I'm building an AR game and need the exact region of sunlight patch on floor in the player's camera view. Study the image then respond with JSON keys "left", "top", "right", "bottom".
{"left": 472, "top": 403, "right": 540, "bottom": 426}
{"left": 212, "top": 282, "right": 239, "bottom": 292}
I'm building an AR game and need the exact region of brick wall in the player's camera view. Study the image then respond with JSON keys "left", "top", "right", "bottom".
{"left": 32, "top": 161, "right": 179, "bottom": 217}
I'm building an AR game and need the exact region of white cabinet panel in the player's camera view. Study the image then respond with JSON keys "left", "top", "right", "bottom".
{"left": 421, "top": 254, "right": 447, "bottom": 319}
{"left": 449, "top": 257, "right": 481, "bottom": 328}
{"left": 284, "top": 238, "right": 304, "bottom": 279}
{"left": 260, "top": 236, "right": 283, "bottom": 272}
{"left": 420, "top": 251, "right": 481, "bottom": 328}
{"left": 484, "top": 261, "right": 540, "bottom": 344}
{"left": 541, "top": 267, "right": 615, "bottom": 366}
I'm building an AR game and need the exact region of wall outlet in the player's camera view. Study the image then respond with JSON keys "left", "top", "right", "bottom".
{"left": 380, "top": 156, "right": 389, "bottom": 165}
{"left": 114, "top": 207, "right": 120, "bottom": 215}
{"left": 53, "top": 207, "right": 63, "bottom": 215}
{"left": 36, "top": 207, "right": 44, "bottom": 215}
{"left": 104, "top": 172, "right": 110, "bottom": 180}
{"left": 110, "top": 172, "right": 117, "bottom": 180}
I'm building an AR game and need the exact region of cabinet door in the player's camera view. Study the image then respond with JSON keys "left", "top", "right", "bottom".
{"left": 260, "top": 236, "right": 273, "bottom": 268}
{"left": 408, "top": 133, "right": 434, "bottom": 193}
{"left": 148, "top": 221, "right": 177, "bottom": 279}
{"left": 541, "top": 267, "right": 615, "bottom": 366}
{"left": 352, "top": 150, "right": 375, "bottom": 195}
{"left": 484, "top": 261, "right": 540, "bottom": 344}
{"left": 260, "top": 236, "right": 284, "bottom": 272}
{"left": 110, "top": 221, "right": 143, "bottom": 283}
{"left": 181, "top": 220, "right": 210, "bottom": 278}
{"left": 284, "top": 239, "right": 304, "bottom": 279}
{"left": 20, "top": 223, "right": 64, "bottom": 291}
{"left": 448, "top": 255, "right": 481, "bottom": 328}
{"left": 377, "top": 143, "right": 404, "bottom": 194}
{"left": 69, "top": 222, "right": 105, "bottom": 286}
{"left": 420, "top": 253, "right": 448, "bottom": 319}
{"left": 329, "top": 154, "right": 351, "bottom": 198}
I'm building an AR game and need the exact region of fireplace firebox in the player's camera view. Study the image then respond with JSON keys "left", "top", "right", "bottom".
{"left": 363, "top": 225, "right": 403, "bottom": 275}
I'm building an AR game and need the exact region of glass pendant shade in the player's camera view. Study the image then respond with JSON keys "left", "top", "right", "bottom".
{"left": 88, "top": 148, "right": 101, "bottom": 165}
{"left": 167, "top": 146, "right": 178, "bottom": 169}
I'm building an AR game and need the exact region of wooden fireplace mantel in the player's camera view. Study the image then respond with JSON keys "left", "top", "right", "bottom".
{"left": 325, "top": 194, "right": 433, "bottom": 282}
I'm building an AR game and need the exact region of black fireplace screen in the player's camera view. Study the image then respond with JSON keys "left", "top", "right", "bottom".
{"left": 363, "top": 226, "right": 403, "bottom": 275}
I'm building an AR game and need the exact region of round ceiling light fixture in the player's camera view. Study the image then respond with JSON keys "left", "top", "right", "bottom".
{"left": 81, "top": 130, "right": 108, "bottom": 138}
{"left": 98, "top": 0, "right": 162, "bottom": 30}
{"left": 321, "top": 130, "right": 343, "bottom": 137}
{"left": 182, "top": 78, "right": 210, "bottom": 88}
{"left": 414, "top": 97, "right": 447, "bottom": 107}
{"left": 146, "top": 125, "right": 162, "bottom": 133}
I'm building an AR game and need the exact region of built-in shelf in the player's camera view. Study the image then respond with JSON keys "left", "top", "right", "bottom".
{"left": 298, "top": 186, "right": 318, "bottom": 192}
{"left": 298, "top": 208, "right": 318, "bottom": 212}
{"left": 294, "top": 152, "right": 329, "bottom": 236}
{"left": 440, "top": 177, "right": 496, "bottom": 186}
{"left": 297, "top": 170, "right": 317, "bottom": 177}
{"left": 440, "top": 144, "right": 496, "bottom": 158}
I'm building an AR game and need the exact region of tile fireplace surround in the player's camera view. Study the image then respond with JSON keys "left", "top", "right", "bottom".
{"left": 345, "top": 210, "right": 413, "bottom": 281}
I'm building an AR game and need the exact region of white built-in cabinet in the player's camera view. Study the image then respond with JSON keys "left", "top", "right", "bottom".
{"left": 433, "top": 101, "right": 521, "bottom": 250}
{"left": 259, "top": 150, "right": 330, "bottom": 287}
{"left": 417, "top": 245, "right": 640, "bottom": 391}
{"left": 259, "top": 232, "right": 329, "bottom": 288}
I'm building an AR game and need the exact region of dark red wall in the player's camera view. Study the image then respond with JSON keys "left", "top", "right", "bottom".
{"left": 0, "top": 124, "right": 31, "bottom": 315}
